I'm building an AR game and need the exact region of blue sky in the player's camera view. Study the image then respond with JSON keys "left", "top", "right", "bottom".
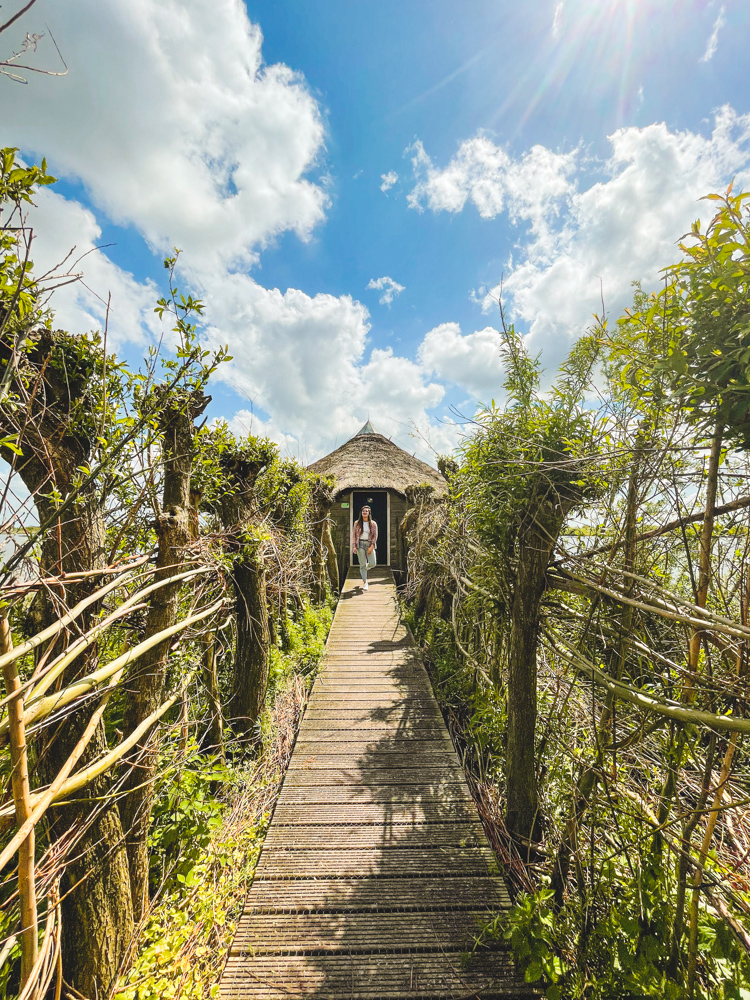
{"left": 3, "top": 0, "right": 750, "bottom": 462}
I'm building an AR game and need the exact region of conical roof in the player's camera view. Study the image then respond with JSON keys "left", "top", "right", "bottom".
{"left": 308, "top": 427, "right": 446, "bottom": 497}
{"left": 354, "top": 419, "right": 377, "bottom": 436}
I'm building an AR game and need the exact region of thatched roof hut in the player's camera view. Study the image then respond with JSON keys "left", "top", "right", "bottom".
{"left": 308, "top": 421, "right": 446, "bottom": 497}
{"left": 308, "top": 422, "right": 446, "bottom": 581}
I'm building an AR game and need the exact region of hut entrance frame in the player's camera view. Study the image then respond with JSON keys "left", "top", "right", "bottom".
{"left": 349, "top": 490, "right": 390, "bottom": 567}
{"left": 307, "top": 422, "right": 446, "bottom": 580}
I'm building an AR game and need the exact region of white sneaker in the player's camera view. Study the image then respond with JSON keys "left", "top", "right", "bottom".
{"left": 363, "top": 581, "right": 369, "bottom": 591}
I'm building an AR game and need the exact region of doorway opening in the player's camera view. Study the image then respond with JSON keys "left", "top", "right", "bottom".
{"left": 351, "top": 491, "right": 389, "bottom": 566}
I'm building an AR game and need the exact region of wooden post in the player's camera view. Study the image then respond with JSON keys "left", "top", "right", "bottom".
{"left": 231, "top": 550, "right": 271, "bottom": 734}
{"left": 201, "top": 638, "right": 224, "bottom": 759}
{"left": 322, "top": 514, "right": 339, "bottom": 594}
{"left": 0, "top": 617, "right": 38, "bottom": 985}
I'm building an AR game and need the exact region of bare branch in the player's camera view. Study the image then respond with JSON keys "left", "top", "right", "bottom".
{"left": 0, "top": 0, "right": 39, "bottom": 35}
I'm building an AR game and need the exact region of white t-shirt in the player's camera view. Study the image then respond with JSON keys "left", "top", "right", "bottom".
{"left": 361, "top": 521, "right": 370, "bottom": 539}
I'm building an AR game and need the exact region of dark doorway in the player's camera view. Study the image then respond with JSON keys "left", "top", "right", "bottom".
{"left": 352, "top": 491, "right": 388, "bottom": 565}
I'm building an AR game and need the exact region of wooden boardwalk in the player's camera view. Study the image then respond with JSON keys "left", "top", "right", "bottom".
{"left": 220, "top": 568, "right": 534, "bottom": 998}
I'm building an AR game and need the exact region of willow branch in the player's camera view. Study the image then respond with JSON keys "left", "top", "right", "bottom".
{"left": 0, "top": 568, "right": 138, "bottom": 674}
{"left": 24, "top": 566, "right": 210, "bottom": 707}
{"left": 552, "top": 636, "right": 750, "bottom": 735}
{"left": 0, "top": 618, "right": 37, "bottom": 985}
{"left": 549, "top": 569, "right": 750, "bottom": 642}
{"left": 48, "top": 680, "right": 187, "bottom": 800}
{"left": 0, "top": 0, "right": 39, "bottom": 35}
{"left": 0, "top": 668, "right": 117, "bottom": 871}
{"left": 15, "top": 598, "right": 223, "bottom": 733}
{"left": 562, "top": 493, "right": 750, "bottom": 563}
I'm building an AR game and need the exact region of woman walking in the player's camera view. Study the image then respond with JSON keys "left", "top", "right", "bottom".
{"left": 352, "top": 505, "right": 378, "bottom": 591}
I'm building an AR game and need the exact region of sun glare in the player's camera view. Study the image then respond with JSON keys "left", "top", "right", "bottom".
{"left": 493, "top": 0, "right": 644, "bottom": 137}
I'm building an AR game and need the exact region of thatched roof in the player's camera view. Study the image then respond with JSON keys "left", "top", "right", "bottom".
{"left": 308, "top": 422, "right": 447, "bottom": 497}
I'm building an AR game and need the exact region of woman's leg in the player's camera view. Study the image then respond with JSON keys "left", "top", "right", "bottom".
{"left": 367, "top": 549, "right": 377, "bottom": 570}
{"left": 357, "top": 543, "right": 368, "bottom": 582}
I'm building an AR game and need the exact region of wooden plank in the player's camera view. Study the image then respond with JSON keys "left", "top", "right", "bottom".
{"left": 218, "top": 569, "right": 529, "bottom": 999}
{"left": 305, "top": 699, "right": 437, "bottom": 707}
{"left": 253, "top": 846, "right": 500, "bottom": 879}
{"left": 294, "top": 738, "right": 454, "bottom": 751}
{"left": 298, "top": 724, "right": 450, "bottom": 737}
{"left": 272, "top": 802, "right": 477, "bottom": 825}
{"left": 230, "top": 909, "right": 500, "bottom": 954}
{"left": 302, "top": 710, "right": 445, "bottom": 723}
{"left": 246, "top": 877, "right": 512, "bottom": 913}
{"left": 311, "top": 687, "right": 434, "bottom": 696}
{"left": 316, "top": 682, "right": 428, "bottom": 688}
{"left": 219, "top": 952, "right": 534, "bottom": 999}
{"left": 281, "top": 766, "right": 468, "bottom": 786}
{"left": 275, "top": 783, "right": 474, "bottom": 806}
{"left": 262, "top": 821, "right": 488, "bottom": 850}
{"left": 292, "top": 740, "right": 455, "bottom": 755}
{"left": 321, "top": 657, "right": 418, "bottom": 663}
{"left": 286, "top": 753, "right": 461, "bottom": 769}
{"left": 307, "top": 696, "right": 437, "bottom": 707}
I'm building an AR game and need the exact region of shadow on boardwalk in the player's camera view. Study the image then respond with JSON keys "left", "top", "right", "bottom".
{"left": 220, "top": 570, "right": 535, "bottom": 999}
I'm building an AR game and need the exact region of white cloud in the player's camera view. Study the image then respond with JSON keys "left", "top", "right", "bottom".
{"left": 28, "top": 188, "right": 160, "bottom": 350}
{"left": 701, "top": 5, "right": 726, "bottom": 63}
{"left": 360, "top": 347, "right": 444, "bottom": 419}
{"left": 552, "top": 1, "right": 564, "bottom": 39}
{"left": 418, "top": 323, "right": 505, "bottom": 400}
{"left": 1, "top": 1, "right": 451, "bottom": 465}
{"left": 499, "top": 108, "right": 750, "bottom": 361}
{"left": 203, "top": 275, "right": 370, "bottom": 442}
{"left": 409, "top": 108, "right": 750, "bottom": 368}
{"left": 407, "top": 136, "right": 576, "bottom": 244}
{"left": 366, "top": 275, "right": 405, "bottom": 305}
{"left": 220, "top": 411, "right": 298, "bottom": 454}
{"left": 23, "top": 197, "right": 444, "bottom": 461}
{"left": 201, "top": 272, "right": 443, "bottom": 461}
{"left": 4, "top": 0, "right": 328, "bottom": 270}
{"left": 380, "top": 171, "right": 398, "bottom": 192}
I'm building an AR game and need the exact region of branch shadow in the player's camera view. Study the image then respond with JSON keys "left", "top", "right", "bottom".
{"left": 220, "top": 570, "right": 534, "bottom": 998}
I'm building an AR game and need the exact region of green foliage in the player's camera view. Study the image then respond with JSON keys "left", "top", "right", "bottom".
{"left": 148, "top": 742, "right": 229, "bottom": 893}
{"left": 194, "top": 423, "right": 320, "bottom": 537}
{"left": 0, "top": 147, "right": 56, "bottom": 209}
{"left": 403, "top": 604, "right": 507, "bottom": 783}
{"left": 475, "top": 889, "right": 566, "bottom": 994}
{"left": 414, "top": 604, "right": 750, "bottom": 1000}
{"left": 1, "top": 148, "right": 56, "bottom": 407}
{"left": 255, "top": 457, "right": 311, "bottom": 531}
{"left": 308, "top": 471, "right": 337, "bottom": 509}
{"left": 617, "top": 188, "right": 750, "bottom": 448}
{"left": 437, "top": 454, "right": 459, "bottom": 479}
{"left": 114, "top": 599, "right": 332, "bottom": 1000}
{"left": 153, "top": 250, "right": 230, "bottom": 390}
{"left": 475, "top": 875, "right": 750, "bottom": 1000}
{"left": 193, "top": 421, "right": 278, "bottom": 520}
{"left": 453, "top": 325, "right": 608, "bottom": 558}
{"left": 0, "top": 910, "right": 20, "bottom": 999}
{"left": 267, "top": 594, "right": 334, "bottom": 701}
{"left": 116, "top": 783, "right": 268, "bottom": 1000}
